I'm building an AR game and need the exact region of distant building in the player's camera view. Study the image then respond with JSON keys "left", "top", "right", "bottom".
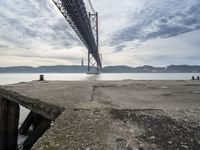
{"left": 81, "top": 59, "right": 84, "bottom": 66}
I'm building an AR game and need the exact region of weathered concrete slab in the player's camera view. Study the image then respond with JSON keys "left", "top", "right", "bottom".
{"left": 0, "top": 80, "right": 200, "bottom": 149}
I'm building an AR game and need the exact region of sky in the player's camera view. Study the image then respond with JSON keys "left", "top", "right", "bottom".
{"left": 0, "top": 0, "right": 200, "bottom": 67}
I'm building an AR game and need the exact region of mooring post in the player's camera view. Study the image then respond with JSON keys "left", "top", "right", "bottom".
{"left": 0, "top": 98, "right": 19, "bottom": 150}
{"left": 39, "top": 75, "right": 44, "bottom": 81}
{"left": 197, "top": 76, "right": 200, "bottom": 80}
{"left": 192, "top": 76, "right": 195, "bottom": 80}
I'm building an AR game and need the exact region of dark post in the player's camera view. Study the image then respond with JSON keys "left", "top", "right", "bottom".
{"left": 197, "top": 76, "right": 200, "bottom": 80}
{"left": 0, "top": 98, "right": 8, "bottom": 150}
{"left": 7, "top": 100, "right": 20, "bottom": 150}
{"left": 39, "top": 75, "right": 44, "bottom": 81}
{"left": 23, "top": 118, "right": 51, "bottom": 150}
{"left": 19, "top": 111, "right": 34, "bottom": 135}
{"left": 0, "top": 98, "right": 19, "bottom": 150}
{"left": 192, "top": 76, "right": 195, "bottom": 80}
{"left": 32, "top": 112, "right": 43, "bottom": 130}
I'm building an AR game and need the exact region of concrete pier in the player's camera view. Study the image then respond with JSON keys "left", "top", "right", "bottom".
{"left": 0, "top": 80, "right": 200, "bottom": 149}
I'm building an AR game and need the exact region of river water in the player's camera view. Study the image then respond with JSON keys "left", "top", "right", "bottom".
{"left": 0, "top": 73, "right": 199, "bottom": 85}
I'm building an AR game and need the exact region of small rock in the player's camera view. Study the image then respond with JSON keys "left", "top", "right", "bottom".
{"left": 50, "top": 121, "right": 55, "bottom": 126}
{"left": 150, "top": 136, "right": 155, "bottom": 139}
{"left": 138, "top": 143, "right": 145, "bottom": 149}
{"left": 181, "top": 144, "right": 189, "bottom": 149}
{"left": 168, "top": 141, "right": 172, "bottom": 144}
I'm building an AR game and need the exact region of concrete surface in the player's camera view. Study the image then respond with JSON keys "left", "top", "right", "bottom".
{"left": 0, "top": 80, "right": 200, "bottom": 149}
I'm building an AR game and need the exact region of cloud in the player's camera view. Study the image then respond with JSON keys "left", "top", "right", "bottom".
{"left": 0, "top": 56, "right": 73, "bottom": 67}
{"left": 111, "top": 0, "right": 200, "bottom": 45}
{"left": 0, "top": 0, "right": 200, "bottom": 66}
{"left": 0, "top": 0, "right": 81, "bottom": 49}
{"left": 110, "top": 30, "right": 200, "bottom": 66}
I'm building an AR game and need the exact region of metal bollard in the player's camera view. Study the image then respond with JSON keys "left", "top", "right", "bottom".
{"left": 39, "top": 75, "right": 44, "bottom": 81}
{"left": 197, "top": 76, "right": 200, "bottom": 80}
{"left": 192, "top": 76, "right": 195, "bottom": 80}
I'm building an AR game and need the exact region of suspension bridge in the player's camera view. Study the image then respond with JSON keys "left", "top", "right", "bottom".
{"left": 52, "top": 0, "right": 102, "bottom": 73}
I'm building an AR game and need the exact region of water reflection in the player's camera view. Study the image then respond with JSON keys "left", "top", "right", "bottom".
{"left": 0, "top": 73, "right": 199, "bottom": 86}
{"left": 86, "top": 74, "right": 100, "bottom": 81}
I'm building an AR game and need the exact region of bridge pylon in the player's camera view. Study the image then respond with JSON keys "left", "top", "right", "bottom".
{"left": 88, "top": 52, "right": 102, "bottom": 74}
{"left": 88, "top": 12, "right": 102, "bottom": 74}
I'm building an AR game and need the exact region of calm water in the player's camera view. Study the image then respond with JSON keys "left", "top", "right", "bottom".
{"left": 0, "top": 73, "right": 199, "bottom": 85}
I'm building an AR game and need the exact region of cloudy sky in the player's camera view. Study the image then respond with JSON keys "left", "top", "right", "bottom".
{"left": 0, "top": 0, "right": 199, "bottom": 67}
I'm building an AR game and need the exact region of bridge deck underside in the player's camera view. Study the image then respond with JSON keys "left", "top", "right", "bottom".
{"left": 53, "top": 0, "right": 101, "bottom": 68}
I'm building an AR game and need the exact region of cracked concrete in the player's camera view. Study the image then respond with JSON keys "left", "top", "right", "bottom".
{"left": 0, "top": 80, "right": 200, "bottom": 149}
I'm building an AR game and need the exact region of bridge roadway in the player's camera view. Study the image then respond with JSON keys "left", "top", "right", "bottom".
{"left": 52, "top": 0, "right": 102, "bottom": 68}
{"left": 0, "top": 80, "right": 200, "bottom": 149}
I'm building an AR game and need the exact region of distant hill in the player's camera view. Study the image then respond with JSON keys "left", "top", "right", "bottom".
{"left": 0, "top": 65, "right": 200, "bottom": 73}
{"left": 0, "top": 65, "right": 88, "bottom": 73}
{"left": 103, "top": 66, "right": 135, "bottom": 73}
{"left": 166, "top": 65, "right": 200, "bottom": 73}
{"left": 103, "top": 65, "right": 165, "bottom": 73}
{"left": 134, "top": 65, "right": 165, "bottom": 73}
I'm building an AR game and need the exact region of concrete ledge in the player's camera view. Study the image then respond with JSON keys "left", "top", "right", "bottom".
{"left": 0, "top": 87, "right": 64, "bottom": 120}
{"left": 0, "top": 80, "right": 200, "bottom": 149}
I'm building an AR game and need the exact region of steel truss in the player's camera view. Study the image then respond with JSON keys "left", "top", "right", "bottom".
{"left": 88, "top": 12, "right": 101, "bottom": 73}
{"left": 52, "top": 0, "right": 102, "bottom": 70}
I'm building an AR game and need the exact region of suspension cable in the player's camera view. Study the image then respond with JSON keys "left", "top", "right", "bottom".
{"left": 88, "top": 0, "right": 96, "bottom": 13}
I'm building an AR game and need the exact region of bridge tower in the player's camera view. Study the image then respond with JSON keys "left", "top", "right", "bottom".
{"left": 88, "top": 12, "right": 101, "bottom": 74}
